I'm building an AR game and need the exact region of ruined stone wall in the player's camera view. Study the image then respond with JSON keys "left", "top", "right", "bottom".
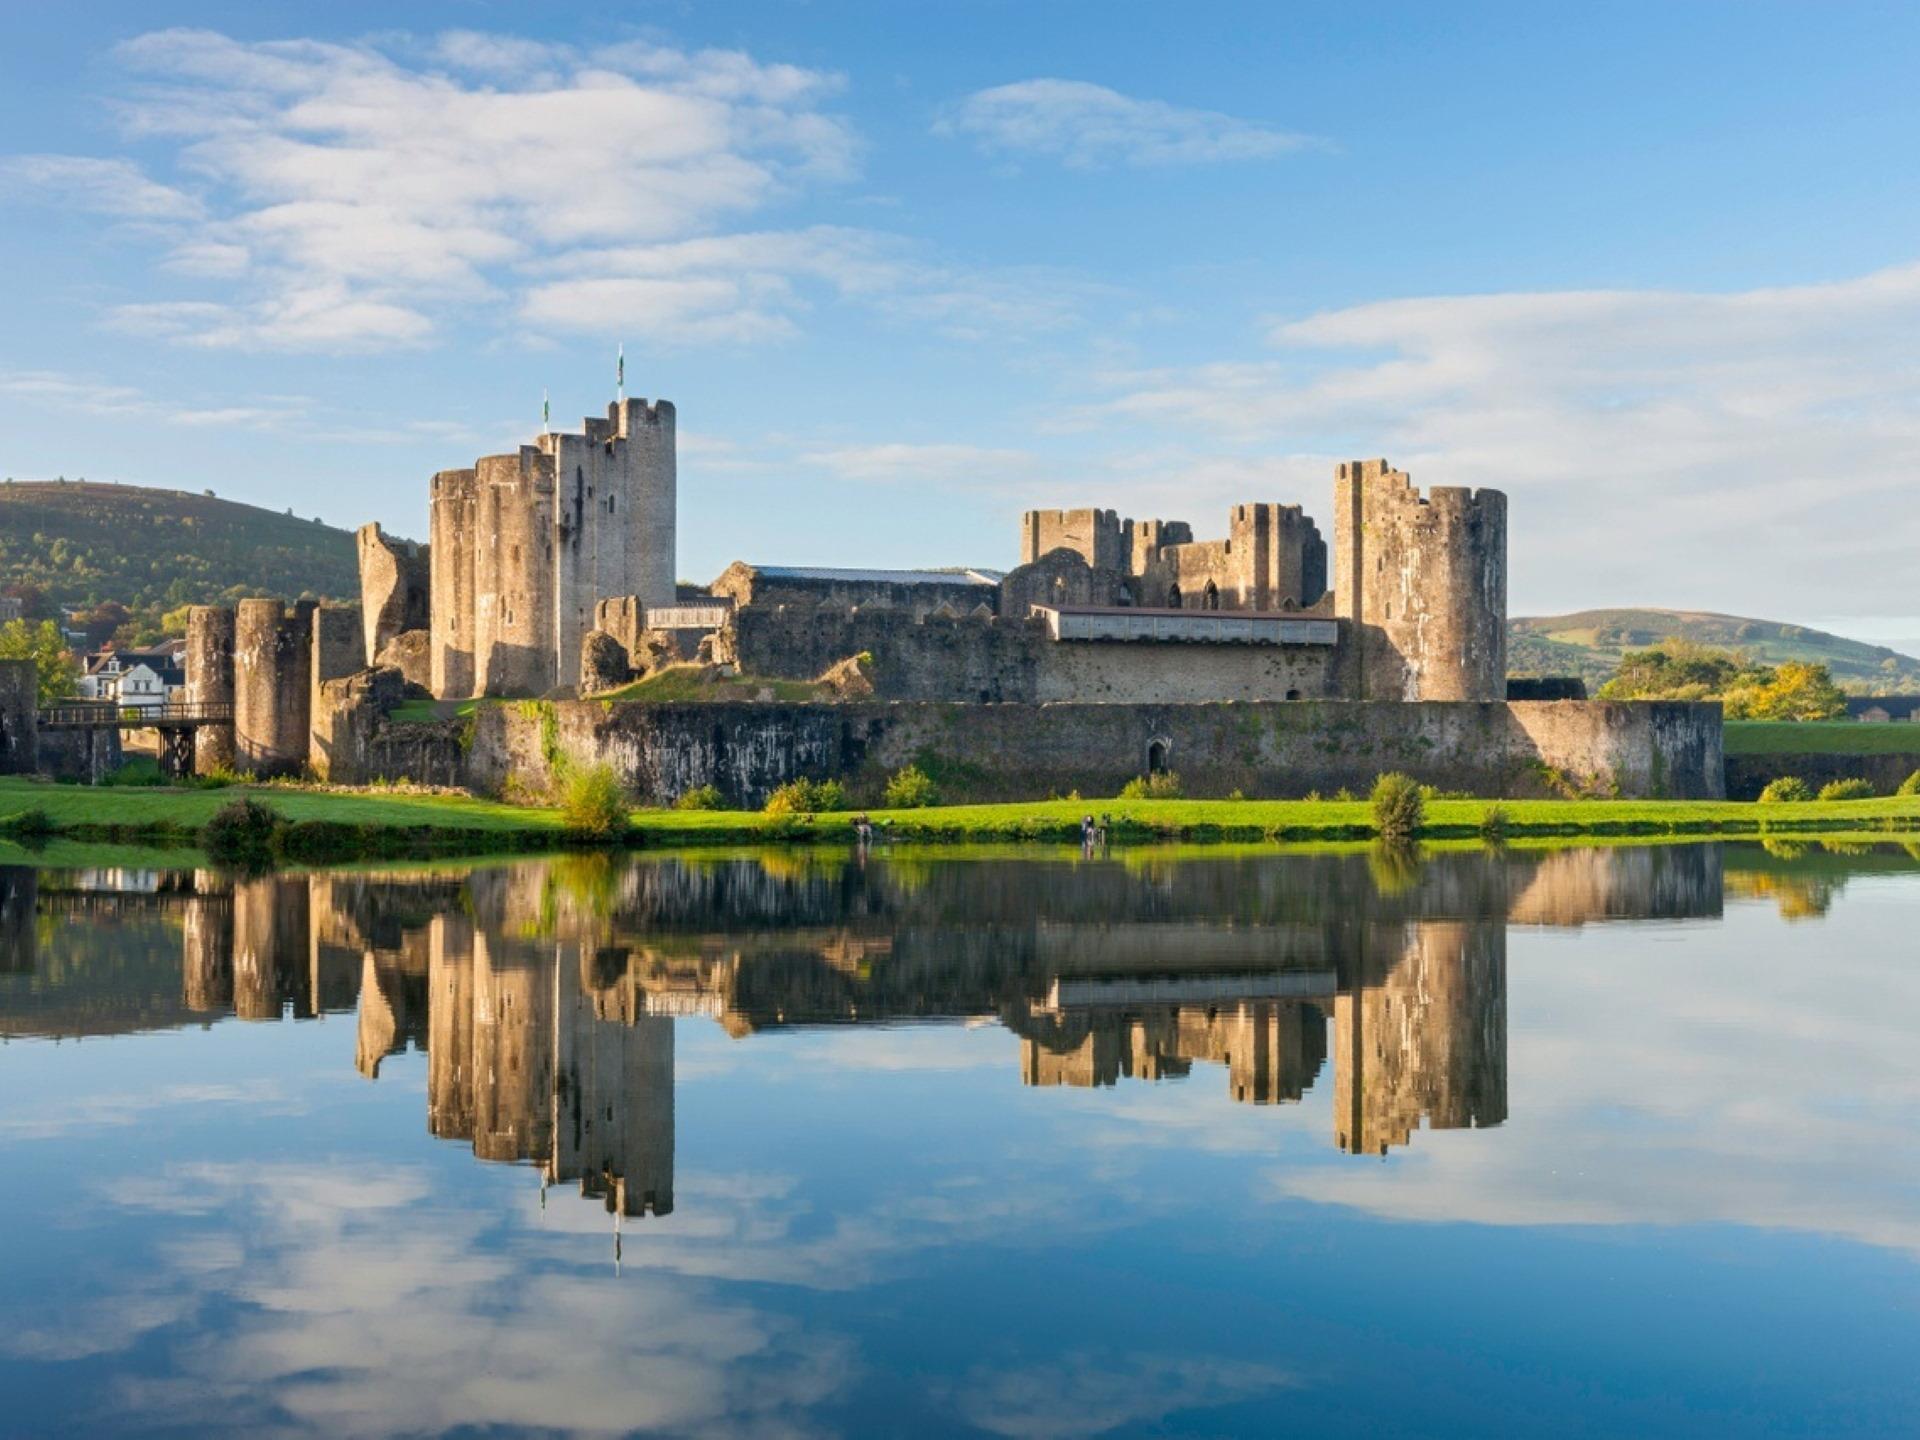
{"left": 594, "top": 596, "right": 647, "bottom": 656}
{"left": 453, "top": 697, "right": 1722, "bottom": 807}
{"left": 234, "top": 599, "right": 314, "bottom": 777}
{"left": 0, "top": 659, "right": 36, "bottom": 775}
{"left": 356, "top": 524, "right": 429, "bottom": 665}
{"left": 429, "top": 468, "right": 477, "bottom": 700}
{"left": 996, "top": 550, "right": 1130, "bottom": 620}
{"left": 185, "top": 605, "right": 236, "bottom": 772}
{"left": 1333, "top": 459, "right": 1507, "bottom": 702}
{"left": 37, "top": 724, "right": 119, "bottom": 783}
{"left": 1020, "top": 508, "right": 1127, "bottom": 569}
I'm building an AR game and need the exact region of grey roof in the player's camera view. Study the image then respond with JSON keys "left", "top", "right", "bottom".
{"left": 1846, "top": 695, "right": 1920, "bottom": 718}
{"left": 752, "top": 565, "right": 1002, "bottom": 586}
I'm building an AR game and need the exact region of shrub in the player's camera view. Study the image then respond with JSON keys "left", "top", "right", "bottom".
{"left": 1899, "top": 770, "right": 1920, "bottom": 798}
{"left": 1333, "top": 787, "right": 1356, "bottom": 803}
{"left": 1817, "top": 778, "right": 1875, "bottom": 801}
{"left": 2, "top": 806, "right": 54, "bottom": 838}
{"left": 1370, "top": 771, "right": 1425, "bottom": 841}
{"left": 763, "top": 778, "right": 846, "bottom": 817}
{"left": 1119, "top": 771, "right": 1182, "bottom": 800}
{"left": 560, "top": 763, "right": 629, "bottom": 838}
{"left": 203, "top": 798, "right": 280, "bottom": 868}
{"left": 883, "top": 763, "right": 940, "bottom": 809}
{"left": 674, "top": 784, "right": 725, "bottom": 811}
{"left": 1757, "top": 776, "right": 1812, "bottom": 803}
{"left": 1479, "top": 803, "right": 1510, "bottom": 844}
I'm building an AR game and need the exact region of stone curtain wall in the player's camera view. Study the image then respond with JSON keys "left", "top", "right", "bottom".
{"left": 442, "top": 698, "right": 1722, "bottom": 806}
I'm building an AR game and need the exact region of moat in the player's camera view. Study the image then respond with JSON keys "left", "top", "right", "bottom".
{"left": 2, "top": 842, "right": 1917, "bottom": 1436}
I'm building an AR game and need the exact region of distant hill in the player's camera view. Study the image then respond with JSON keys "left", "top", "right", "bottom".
{"left": 1509, "top": 608, "right": 1920, "bottom": 693}
{"left": 0, "top": 480, "right": 361, "bottom": 617}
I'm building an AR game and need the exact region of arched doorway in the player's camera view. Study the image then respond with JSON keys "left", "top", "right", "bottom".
{"left": 1203, "top": 581, "right": 1220, "bottom": 610}
{"left": 1147, "top": 737, "right": 1172, "bottom": 775}
{"left": 1166, "top": 584, "right": 1182, "bottom": 609}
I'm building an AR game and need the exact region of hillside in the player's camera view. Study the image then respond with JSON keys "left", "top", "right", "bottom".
{"left": 1509, "top": 608, "right": 1920, "bottom": 692}
{"left": 0, "top": 480, "right": 360, "bottom": 617}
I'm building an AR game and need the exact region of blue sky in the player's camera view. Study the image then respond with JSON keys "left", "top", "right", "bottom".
{"left": 3, "top": 2, "right": 1918, "bottom": 640}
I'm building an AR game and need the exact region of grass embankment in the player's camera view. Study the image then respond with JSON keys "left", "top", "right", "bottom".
{"left": 4, "top": 777, "right": 1920, "bottom": 856}
{"left": 1724, "top": 721, "right": 1920, "bottom": 755}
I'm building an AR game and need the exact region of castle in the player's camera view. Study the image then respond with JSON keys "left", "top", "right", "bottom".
{"left": 134, "top": 390, "right": 1717, "bottom": 800}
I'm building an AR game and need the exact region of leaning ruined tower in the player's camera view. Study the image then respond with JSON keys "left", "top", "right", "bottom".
{"left": 1332, "top": 459, "right": 1507, "bottom": 701}
{"left": 428, "top": 398, "right": 676, "bottom": 699}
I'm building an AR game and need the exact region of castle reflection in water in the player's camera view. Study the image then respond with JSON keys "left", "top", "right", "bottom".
{"left": 0, "top": 844, "right": 1732, "bottom": 1216}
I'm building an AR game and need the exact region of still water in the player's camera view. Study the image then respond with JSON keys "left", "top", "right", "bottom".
{"left": 1, "top": 841, "right": 1917, "bottom": 1437}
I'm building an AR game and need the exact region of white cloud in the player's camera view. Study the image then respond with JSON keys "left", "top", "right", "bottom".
{"left": 7, "top": 28, "right": 861, "bottom": 352}
{"left": 0, "top": 153, "right": 202, "bottom": 220}
{"left": 941, "top": 79, "right": 1313, "bottom": 168}
{"left": 800, "top": 442, "right": 1040, "bottom": 486}
{"left": 1076, "top": 261, "right": 1920, "bottom": 618}
{"left": 947, "top": 1353, "right": 1293, "bottom": 1438}
{"left": 0, "top": 368, "right": 307, "bottom": 429}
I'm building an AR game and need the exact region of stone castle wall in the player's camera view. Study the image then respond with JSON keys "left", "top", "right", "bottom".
{"left": 356, "top": 524, "right": 429, "bottom": 665}
{"left": 412, "top": 697, "right": 1722, "bottom": 807}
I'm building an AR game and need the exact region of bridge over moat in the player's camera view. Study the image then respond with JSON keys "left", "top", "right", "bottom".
{"left": 37, "top": 701, "right": 235, "bottom": 779}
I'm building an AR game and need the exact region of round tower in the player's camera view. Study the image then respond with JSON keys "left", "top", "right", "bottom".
{"left": 233, "top": 599, "right": 313, "bottom": 777}
{"left": 1332, "top": 460, "right": 1507, "bottom": 701}
{"left": 185, "top": 605, "right": 237, "bottom": 773}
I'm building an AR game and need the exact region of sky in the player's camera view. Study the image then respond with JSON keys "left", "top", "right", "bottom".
{"left": 2, "top": 1, "right": 1917, "bottom": 644}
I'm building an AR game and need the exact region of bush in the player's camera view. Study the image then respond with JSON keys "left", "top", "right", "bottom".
{"left": 1479, "top": 803, "right": 1510, "bottom": 844}
{"left": 203, "top": 798, "right": 280, "bottom": 868}
{"left": 1758, "top": 776, "right": 1812, "bottom": 803}
{"left": 883, "top": 764, "right": 940, "bottom": 809}
{"left": 1, "top": 806, "right": 54, "bottom": 838}
{"left": 763, "top": 778, "right": 847, "bottom": 817}
{"left": 674, "top": 784, "right": 725, "bottom": 811}
{"left": 1899, "top": 770, "right": 1920, "bottom": 798}
{"left": 1817, "top": 778, "right": 1875, "bottom": 801}
{"left": 560, "top": 763, "right": 629, "bottom": 838}
{"left": 1118, "top": 771, "right": 1182, "bottom": 800}
{"left": 1370, "top": 772, "right": 1425, "bottom": 840}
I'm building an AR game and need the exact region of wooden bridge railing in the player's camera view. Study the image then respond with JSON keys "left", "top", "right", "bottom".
{"left": 38, "top": 700, "right": 235, "bottom": 729}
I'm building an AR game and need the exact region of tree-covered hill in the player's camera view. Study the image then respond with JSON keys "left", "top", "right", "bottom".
{"left": 1509, "top": 608, "right": 1920, "bottom": 693}
{"left": 0, "top": 479, "right": 362, "bottom": 621}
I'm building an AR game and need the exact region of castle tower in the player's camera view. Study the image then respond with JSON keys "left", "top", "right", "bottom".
{"left": 472, "top": 448, "right": 556, "bottom": 698}
{"left": 426, "top": 398, "right": 676, "bottom": 699}
{"left": 552, "top": 947, "right": 675, "bottom": 1217}
{"left": 1332, "top": 460, "right": 1506, "bottom": 701}
{"left": 427, "top": 911, "right": 477, "bottom": 1143}
{"left": 355, "top": 523, "right": 429, "bottom": 665}
{"left": 185, "top": 605, "right": 235, "bottom": 773}
{"left": 233, "top": 599, "right": 314, "bottom": 776}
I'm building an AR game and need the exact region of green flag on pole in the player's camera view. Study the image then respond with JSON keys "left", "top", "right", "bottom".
{"left": 617, "top": 343, "right": 625, "bottom": 402}
{"left": 542, "top": 389, "right": 549, "bottom": 434}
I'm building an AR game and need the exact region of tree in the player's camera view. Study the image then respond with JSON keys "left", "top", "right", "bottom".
{"left": 0, "top": 619, "right": 79, "bottom": 705}
{"left": 1724, "top": 661, "right": 1847, "bottom": 721}
{"left": 1597, "top": 639, "right": 1765, "bottom": 701}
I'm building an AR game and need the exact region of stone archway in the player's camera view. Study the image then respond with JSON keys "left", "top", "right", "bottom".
{"left": 1147, "top": 737, "right": 1172, "bottom": 775}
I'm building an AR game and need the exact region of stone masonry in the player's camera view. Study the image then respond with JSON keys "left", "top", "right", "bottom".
{"left": 185, "top": 605, "right": 236, "bottom": 772}
{"left": 234, "top": 598, "right": 314, "bottom": 777}
{"left": 427, "top": 398, "right": 676, "bottom": 699}
{"left": 355, "top": 523, "right": 429, "bottom": 665}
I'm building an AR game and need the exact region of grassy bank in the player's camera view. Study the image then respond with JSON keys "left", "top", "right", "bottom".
{"left": 4, "top": 777, "right": 1920, "bottom": 856}
{"left": 1725, "top": 721, "right": 1920, "bottom": 755}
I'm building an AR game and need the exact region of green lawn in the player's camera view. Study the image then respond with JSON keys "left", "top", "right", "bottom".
{"left": 1724, "top": 721, "right": 1920, "bottom": 755}
{"left": 4, "top": 776, "right": 1918, "bottom": 855}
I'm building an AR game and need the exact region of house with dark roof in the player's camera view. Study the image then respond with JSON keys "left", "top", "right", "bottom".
{"left": 1845, "top": 695, "right": 1920, "bottom": 723}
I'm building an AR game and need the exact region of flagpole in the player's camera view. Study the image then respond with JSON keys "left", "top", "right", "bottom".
{"left": 542, "top": 388, "right": 550, "bottom": 436}
{"left": 617, "top": 343, "right": 625, "bottom": 405}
